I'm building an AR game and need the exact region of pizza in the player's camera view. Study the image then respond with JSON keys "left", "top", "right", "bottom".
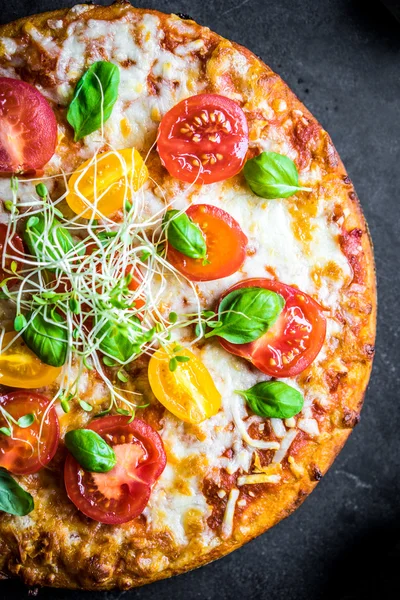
{"left": 0, "top": 1, "right": 376, "bottom": 591}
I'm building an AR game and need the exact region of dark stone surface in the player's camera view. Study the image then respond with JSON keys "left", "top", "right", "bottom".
{"left": 0, "top": 1, "right": 399, "bottom": 599}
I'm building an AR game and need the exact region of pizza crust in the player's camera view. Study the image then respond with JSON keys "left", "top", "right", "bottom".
{"left": 0, "top": 1, "right": 376, "bottom": 590}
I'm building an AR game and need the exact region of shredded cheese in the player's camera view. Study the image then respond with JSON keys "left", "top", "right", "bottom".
{"left": 231, "top": 397, "right": 280, "bottom": 450}
{"left": 270, "top": 417, "right": 286, "bottom": 438}
{"left": 237, "top": 473, "right": 281, "bottom": 485}
{"left": 221, "top": 488, "right": 239, "bottom": 540}
{"left": 272, "top": 429, "right": 298, "bottom": 464}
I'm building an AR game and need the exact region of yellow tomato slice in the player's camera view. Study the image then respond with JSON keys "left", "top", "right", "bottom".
{"left": 66, "top": 148, "right": 148, "bottom": 219}
{"left": 148, "top": 346, "right": 221, "bottom": 424}
{"left": 0, "top": 332, "right": 61, "bottom": 388}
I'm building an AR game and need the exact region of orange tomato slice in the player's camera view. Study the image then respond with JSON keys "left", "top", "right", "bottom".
{"left": 66, "top": 148, "right": 148, "bottom": 219}
{"left": 148, "top": 345, "right": 221, "bottom": 424}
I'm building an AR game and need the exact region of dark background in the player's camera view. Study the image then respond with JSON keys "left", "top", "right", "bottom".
{"left": 1, "top": 1, "right": 399, "bottom": 599}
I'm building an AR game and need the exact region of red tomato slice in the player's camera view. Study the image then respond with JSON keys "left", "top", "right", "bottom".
{"left": 0, "top": 224, "right": 24, "bottom": 282}
{"left": 0, "top": 78, "right": 57, "bottom": 173}
{"left": 157, "top": 94, "right": 249, "bottom": 184}
{"left": 167, "top": 204, "right": 248, "bottom": 281}
{"left": 218, "top": 278, "right": 326, "bottom": 377}
{"left": 64, "top": 416, "right": 166, "bottom": 524}
{"left": 127, "top": 265, "right": 146, "bottom": 311}
{"left": 0, "top": 391, "right": 60, "bottom": 475}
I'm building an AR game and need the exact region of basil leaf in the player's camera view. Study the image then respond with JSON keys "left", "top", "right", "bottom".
{"left": 0, "top": 468, "right": 34, "bottom": 516}
{"left": 96, "top": 316, "right": 154, "bottom": 363}
{"left": 64, "top": 429, "right": 116, "bottom": 473}
{"left": 164, "top": 210, "right": 206, "bottom": 259}
{"left": 67, "top": 61, "right": 120, "bottom": 141}
{"left": 23, "top": 215, "right": 76, "bottom": 271}
{"left": 206, "top": 287, "right": 284, "bottom": 344}
{"left": 243, "top": 151, "right": 310, "bottom": 199}
{"left": 22, "top": 309, "right": 68, "bottom": 367}
{"left": 237, "top": 380, "right": 304, "bottom": 419}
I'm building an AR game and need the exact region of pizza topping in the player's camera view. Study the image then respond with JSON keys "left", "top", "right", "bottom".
{"left": 243, "top": 151, "right": 311, "bottom": 199}
{"left": 0, "top": 391, "right": 60, "bottom": 475}
{"left": 164, "top": 209, "right": 207, "bottom": 261}
{"left": 218, "top": 279, "right": 326, "bottom": 377}
{"left": 272, "top": 428, "right": 298, "bottom": 464}
{"left": 237, "top": 472, "right": 281, "bottom": 486}
{"left": 0, "top": 223, "right": 24, "bottom": 283}
{"left": 64, "top": 416, "right": 166, "bottom": 524}
{"left": 95, "top": 313, "right": 154, "bottom": 364}
{"left": 166, "top": 204, "right": 248, "bottom": 281}
{"left": 21, "top": 310, "right": 68, "bottom": 368}
{"left": 0, "top": 468, "right": 34, "bottom": 516}
{"left": 64, "top": 429, "right": 117, "bottom": 473}
{"left": 0, "top": 331, "right": 61, "bottom": 388}
{"left": 206, "top": 286, "right": 284, "bottom": 344}
{"left": 67, "top": 61, "right": 120, "bottom": 141}
{"left": 0, "top": 77, "right": 57, "bottom": 173}
{"left": 23, "top": 214, "right": 78, "bottom": 271}
{"left": 157, "top": 93, "right": 249, "bottom": 184}
{"left": 67, "top": 148, "right": 148, "bottom": 219}
{"left": 236, "top": 381, "right": 304, "bottom": 419}
{"left": 148, "top": 345, "right": 221, "bottom": 424}
{"left": 221, "top": 488, "right": 239, "bottom": 539}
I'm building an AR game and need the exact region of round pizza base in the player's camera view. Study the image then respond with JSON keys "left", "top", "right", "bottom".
{"left": 0, "top": 2, "right": 376, "bottom": 590}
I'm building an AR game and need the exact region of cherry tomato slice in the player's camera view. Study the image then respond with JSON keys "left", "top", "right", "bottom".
{"left": 0, "top": 78, "right": 57, "bottom": 173}
{"left": 126, "top": 265, "right": 146, "bottom": 312}
{"left": 0, "top": 224, "right": 24, "bottom": 283}
{"left": 148, "top": 345, "right": 221, "bottom": 424}
{"left": 0, "top": 332, "right": 61, "bottom": 388}
{"left": 157, "top": 94, "right": 249, "bottom": 184}
{"left": 66, "top": 148, "right": 148, "bottom": 219}
{"left": 167, "top": 204, "right": 248, "bottom": 282}
{"left": 64, "top": 416, "right": 166, "bottom": 524}
{"left": 0, "top": 391, "right": 60, "bottom": 475}
{"left": 218, "top": 279, "right": 326, "bottom": 377}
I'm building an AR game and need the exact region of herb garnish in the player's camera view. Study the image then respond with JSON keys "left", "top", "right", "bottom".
{"left": 243, "top": 151, "right": 312, "bottom": 199}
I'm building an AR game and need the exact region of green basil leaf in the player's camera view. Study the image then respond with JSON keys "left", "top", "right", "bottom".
{"left": 23, "top": 215, "right": 77, "bottom": 271}
{"left": 22, "top": 309, "right": 68, "bottom": 367}
{"left": 67, "top": 61, "right": 120, "bottom": 141}
{"left": 0, "top": 468, "right": 34, "bottom": 516}
{"left": 237, "top": 380, "right": 304, "bottom": 419}
{"left": 206, "top": 287, "right": 284, "bottom": 344}
{"left": 64, "top": 429, "right": 116, "bottom": 473}
{"left": 96, "top": 316, "right": 154, "bottom": 363}
{"left": 164, "top": 210, "right": 206, "bottom": 259}
{"left": 17, "top": 413, "right": 35, "bottom": 428}
{"left": 243, "top": 151, "right": 310, "bottom": 199}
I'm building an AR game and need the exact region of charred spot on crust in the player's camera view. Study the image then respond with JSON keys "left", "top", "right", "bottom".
{"left": 310, "top": 464, "right": 323, "bottom": 481}
{"left": 177, "top": 13, "right": 193, "bottom": 20}
{"left": 342, "top": 408, "right": 361, "bottom": 429}
{"left": 364, "top": 344, "right": 375, "bottom": 359}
